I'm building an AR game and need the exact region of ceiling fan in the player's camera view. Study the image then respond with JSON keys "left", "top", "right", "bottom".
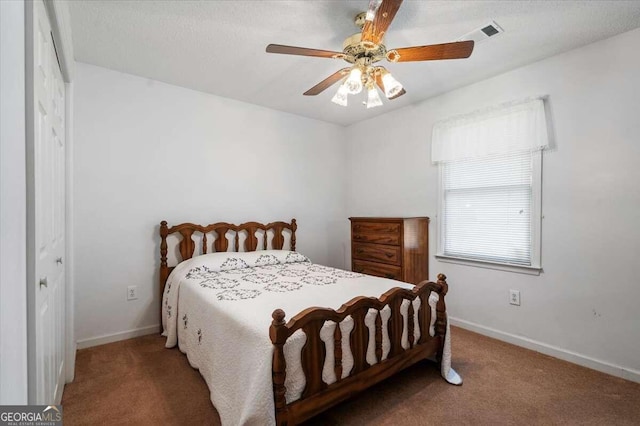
{"left": 265, "top": 0, "right": 474, "bottom": 108}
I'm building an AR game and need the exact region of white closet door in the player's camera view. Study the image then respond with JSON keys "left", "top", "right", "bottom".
{"left": 29, "top": 0, "right": 66, "bottom": 404}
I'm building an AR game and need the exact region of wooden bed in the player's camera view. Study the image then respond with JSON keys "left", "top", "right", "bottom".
{"left": 160, "top": 218, "right": 451, "bottom": 426}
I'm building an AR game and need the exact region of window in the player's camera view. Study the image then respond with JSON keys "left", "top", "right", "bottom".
{"left": 439, "top": 150, "right": 541, "bottom": 267}
{"left": 432, "top": 98, "right": 548, "bottom": 271}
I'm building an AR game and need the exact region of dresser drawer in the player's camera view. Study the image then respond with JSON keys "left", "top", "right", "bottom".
{"left": 351, "top": 222, "right": 401, "bottom": 235}
{"left": 352, "top": 233, "right": 400, "bottom": 246}
{"left": 353, "top": 260, "right": 403, "bottom": 281}
{"left": 353, "top": 243, "right": 401, "bottom": 266}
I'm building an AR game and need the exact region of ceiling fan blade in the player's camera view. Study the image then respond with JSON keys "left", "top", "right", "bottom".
{"left": 374, "top": 71, "right": 406, "bottom": 100}
{"left": 303, "top": 68, "right": 350, "bottom": 96}
{"left": 266, "top": 44, "right": 344, "bottom": 59}
{"left": 361, "top": 0, "right": 403, "bottom": 46}
{"left": 388, "top": 40, "right": 474, "bottom": 62}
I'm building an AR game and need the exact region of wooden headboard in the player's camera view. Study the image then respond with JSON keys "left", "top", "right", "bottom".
{"left": 159, "top": 219, "right": 297, "bottom": 305}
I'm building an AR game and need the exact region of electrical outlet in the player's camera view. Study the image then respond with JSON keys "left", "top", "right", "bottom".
{"left": 127, "top": 285, "right": 138, "bottom": 301}
{"left": 509, "top": 289, "right": 521, "bottom": 306}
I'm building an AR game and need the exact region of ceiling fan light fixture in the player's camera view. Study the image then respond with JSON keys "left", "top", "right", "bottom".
{"left": 345, "top": 67, "right": 364, "bottom": 94}
{"left": 331, "top": 84, "right": 349, "bottom": 106}
{"left": 366, "top": 86, "right": 383, "bottom": 108}
{"left": 365, "top": 0, "right": 383, "bottom": 21}
{"left": 381, "top": 71, "right": 403, "bottom": 99}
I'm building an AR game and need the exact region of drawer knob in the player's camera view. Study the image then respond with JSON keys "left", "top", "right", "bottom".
{"left": 385, "top": 273, "right": 395, "bottom": 279}
{"left": 385, "top": 253, "right": 393, "bottom": 258}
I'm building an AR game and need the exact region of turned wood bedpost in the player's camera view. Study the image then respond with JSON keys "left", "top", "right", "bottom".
{"left": 159, "top": 220, "right": 169, "bottom": 325}
{"left": 291, "top": 219, "right": 297, "bottom": 251}
{"left": 270, "top": 309, "right": 289, "bottom": 426}
{"left": 435, "top": 273, "right": 449, "bottom": 363}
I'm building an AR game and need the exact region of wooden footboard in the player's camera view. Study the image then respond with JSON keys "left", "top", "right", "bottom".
{"left": 270, "top": 274, "right": 449, "bottom": 425}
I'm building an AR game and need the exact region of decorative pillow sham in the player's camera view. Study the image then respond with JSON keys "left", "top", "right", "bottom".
{"left": 174, "top": 250, "right": 310, "bottom": 276}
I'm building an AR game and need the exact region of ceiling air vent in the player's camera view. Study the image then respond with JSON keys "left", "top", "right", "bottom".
{"left": 458, "top": 21, "right": 504, "bottom": 44}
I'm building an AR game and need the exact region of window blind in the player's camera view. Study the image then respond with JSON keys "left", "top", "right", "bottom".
{"left": 442, "top": 150, "right": 534, "bottom": 266}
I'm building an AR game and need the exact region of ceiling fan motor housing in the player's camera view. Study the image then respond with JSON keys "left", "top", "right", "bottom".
{"left": 342, "top": 32, "right": 387, "bottom": 65}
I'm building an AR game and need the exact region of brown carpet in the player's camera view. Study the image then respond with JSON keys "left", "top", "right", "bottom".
{"left": 62, "top": 327, "right": 640, "bottom": 425}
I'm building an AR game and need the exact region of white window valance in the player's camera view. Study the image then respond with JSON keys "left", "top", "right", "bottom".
{"left": 431, "top": 97, "right": 549, "bottom": 164}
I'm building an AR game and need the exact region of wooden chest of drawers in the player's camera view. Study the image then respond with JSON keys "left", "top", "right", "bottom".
{"left": 350, "top": 217, "right": 429, "bottom": 285}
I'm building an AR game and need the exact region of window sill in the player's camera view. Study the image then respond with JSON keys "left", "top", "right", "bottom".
{"left": 435, "top": 254, "right": 542, "bottom": 276}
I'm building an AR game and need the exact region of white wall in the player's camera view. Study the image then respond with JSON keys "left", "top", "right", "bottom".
{"left": 0, "top": 0, "right": 28, "bottom": 403}
{"left": 73, "top": 63, "right": 348, "bottom": 346}
{"left": 346, "top": 28, "right": 640, "bottom": 381}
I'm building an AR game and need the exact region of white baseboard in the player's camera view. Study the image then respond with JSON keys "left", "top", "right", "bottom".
{"left": 449, "top": 316, "right": 640, "bottom": 384}
{"left": 76, "top": 324, "right": 160, "bottom": 349}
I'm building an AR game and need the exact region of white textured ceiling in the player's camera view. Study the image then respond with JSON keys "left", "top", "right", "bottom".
{"left": 68, "top": 1, "right": 640, "bottom": 126}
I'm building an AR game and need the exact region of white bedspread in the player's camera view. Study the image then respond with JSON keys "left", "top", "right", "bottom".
{"left": 162, "top": 250, "right": 451, "bottom": 426}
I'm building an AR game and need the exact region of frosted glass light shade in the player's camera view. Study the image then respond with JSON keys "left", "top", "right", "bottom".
{"left": 366, "top": 0, "right": 383, "bottom": 21}
{"left": 331, "top": 84, "right": 348, "bottom": 106}
{"left": 366, "top": 87, "right": 383, "bottom": 108}
{"left": 382, "top": 73, "right": 403, "bottom": 98}
{"left": 345, "top": 68, "right": 363, "bottom": 94}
